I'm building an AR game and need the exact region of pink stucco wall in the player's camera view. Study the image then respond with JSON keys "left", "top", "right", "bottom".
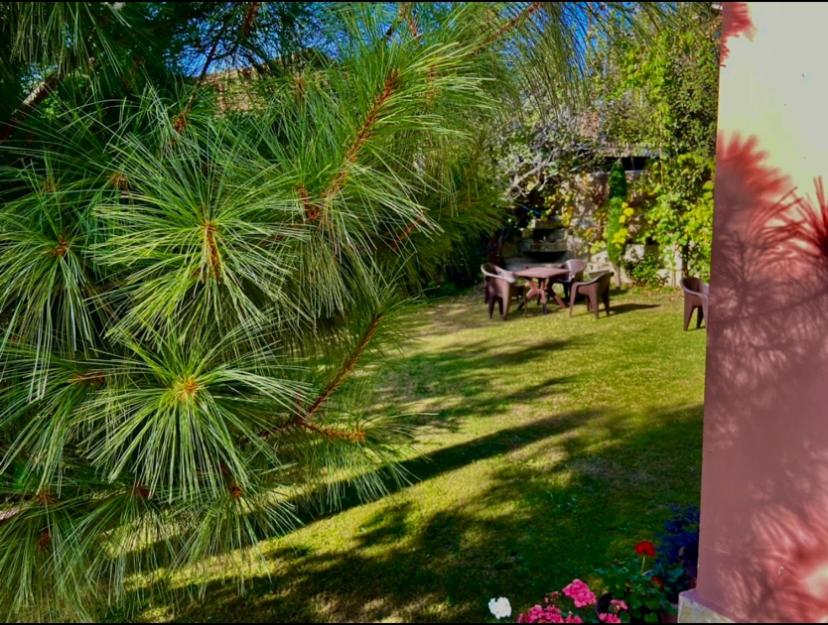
{"left": 696, "top": 2, "right": 828, "bottom": 621}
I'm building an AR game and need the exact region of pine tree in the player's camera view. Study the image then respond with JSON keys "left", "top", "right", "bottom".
{"left": 0, "top": 2, "right": 669, "bottom": 620}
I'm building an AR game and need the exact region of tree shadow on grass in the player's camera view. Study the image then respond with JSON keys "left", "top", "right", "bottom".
{"left": 292, "top": 408, "right": 600, "bottom": 526}
{"left": 110, "top": 293, "right": 698, "bottom": 622}
{"left": 371, "top": 337, "right": 586, "bottom": 434}
{"left": 159, "top": 402, "right": 703, "bottom": 623}
{"left": 109, "top": 336, "right": 591, "bottom": 603}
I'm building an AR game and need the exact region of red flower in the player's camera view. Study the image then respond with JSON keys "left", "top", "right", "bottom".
{"left": 651, "top": 575, "right": 665, "bottom": 589}
{"left": 635, "top": 540, "right": 656, "bottom": 558}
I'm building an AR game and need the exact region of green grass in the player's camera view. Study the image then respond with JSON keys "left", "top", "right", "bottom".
{"left": 145, "top": 287, "right": 706, "bottom": 623}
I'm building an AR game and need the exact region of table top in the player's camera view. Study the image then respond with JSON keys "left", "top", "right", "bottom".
{"left": 513, "top": 266, "right": 569, "bottom": 279}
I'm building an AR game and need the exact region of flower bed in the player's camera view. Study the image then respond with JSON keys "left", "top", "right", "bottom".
{"left": 489, "top": 508, "right": 699, "bottom": 624}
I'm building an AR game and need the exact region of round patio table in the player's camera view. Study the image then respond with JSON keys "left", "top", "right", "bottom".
{"left": 513, "top": 266, "right": 569, "bottom": 314}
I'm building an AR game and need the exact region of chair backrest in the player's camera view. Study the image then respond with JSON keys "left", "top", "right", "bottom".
{"left": 579, "top": 270, "right": 613, "bottom": 287}
{"left": 595, "top": 271, "right": 613, "bottom": 292}
{"left": 565, "top": 259, "right": 587, "bottom": 281}
{"left": 681, "top": 277, "right": 709, "bottom": 296}
{"left": 481, "top": 263, "right": 516, "bottom": 284}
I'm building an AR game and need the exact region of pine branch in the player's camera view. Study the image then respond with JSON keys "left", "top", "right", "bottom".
{"left": 394, "top": 0, "right": 533, "bottom": 175}
{"left": 297, "top": 419, "right": 366, "bottom": 443}
{"left": 265, "top": 313, "right": 382, "bottom": 442}
{"left": 383, "top": 2, "right": 418, "bottom": 42}
{"left": 322, "top": 69, "right": 400, "bottom": 205}
{"left": 0, "top": 2, "right": 608, "bottom": 616}
{"left": 241, "top": 2, "right": 261, "bottom": 39}
{"left": 219, "top": 1, "right": 262, "bottom": 73}
{"left": 480, "top": 2, "right": 543, "bottom": 49}
{"left": 390, "top": 215, "right": 426, "bottom": 251}
{"left": 403, "top": 3, "right": 419, "bottom": 39}
{"left": 201, "top": 221, "right": 223, "bottom": 282}
{"left": 174, "top": 56, "right": 223, "bottom": 132}
{"left": 174, "top": 2, "right": 262, "bottom": 133}
{"left": 296, "top": 68, "right": 401, "bottom": 224}
{"left": 297, "top": 183, "right": 320, "bottom": 222}
{"left": 69, "top": 371, "right": 106, "bottom": 386}
{"left": 197, "top": 29, "right": 228, "bottom": 83}
{"left": 305, "top": 313, "right": 382, "bottom": 421}
{"left": 0, "top": 72, "right": 61, "bottom": 144}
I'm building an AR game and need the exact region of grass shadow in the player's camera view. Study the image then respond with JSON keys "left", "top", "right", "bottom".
{"left": 370, "top": 336, "right": 586, "bottom": 434}
{"left": 163, "top": 403, "right": 703, "bottom": 623}
{"left": 609, "top": 303, "right": 661, "bottom": 315}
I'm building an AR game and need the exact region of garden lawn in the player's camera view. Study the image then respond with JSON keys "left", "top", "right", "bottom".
{"left": 146, "top": 287, "right": 706, "bottom": 623}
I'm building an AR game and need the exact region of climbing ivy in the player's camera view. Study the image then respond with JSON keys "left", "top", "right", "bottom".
{"left": 605, "top": 159, "right": 628, "bottom": 265}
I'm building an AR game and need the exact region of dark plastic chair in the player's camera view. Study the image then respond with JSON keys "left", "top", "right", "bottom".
{"left": 552, "top": 258, "right": 587, "bottom": 301}
{"left": 481, "top": 264, "right": 525, "bottom": 320}
{"left": 681, "top": 277, "right": 709, "bottom": 330}
{"left": 569, "top": 271, "right": 613, "bottom": 319}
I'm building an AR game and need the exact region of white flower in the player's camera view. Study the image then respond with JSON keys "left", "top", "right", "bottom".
{"left": 488, "top": 597, "right": 512, "bottom": 620}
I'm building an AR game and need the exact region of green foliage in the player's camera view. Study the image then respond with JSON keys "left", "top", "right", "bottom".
{"left": 624, "top": 250, "right": 667, "bottom": 288}
{"left": 635, "top": 153, "right": 715, "bottom": 279}
{"left": 592, "top": 3, "right": 720, "bottom": 158}
{"left": 488, "top": 4, "right": 718, "bottom": 272}
{"left": 588, "top": 4, "right": 719, "bottom": 277}
{"left": 604, "top": 160, "right": 628, "bottom": 264}
{"left": 497, "top": 106, "right": 603, "bottom": 206}
{"left": 408, "top": 144, "right": 509, "bottom": 289}
{"left": 479, "top": 3, "right": 677, "bottom": 245}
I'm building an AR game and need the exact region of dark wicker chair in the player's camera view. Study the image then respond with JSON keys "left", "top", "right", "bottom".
{"left": 481, "top": 264, "right": 525, "bottom": 320}
{"left": 569, "top": 271, "right": 613, "bottom": 319}
{"left": 551, "top": 258, "right": 587, "bottom": 301}
{"left": 681, "top": 277, "right": 709, "bottom": 330}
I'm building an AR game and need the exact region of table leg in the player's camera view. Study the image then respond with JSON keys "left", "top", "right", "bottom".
{"left": 550, "top": 284, "right": 567, "bottom": 308}
{"left": 540, "top": 278, "right": 549, "bottom": 314}
{"left": 525, "top": 279, "right": 541, "bottom": 310}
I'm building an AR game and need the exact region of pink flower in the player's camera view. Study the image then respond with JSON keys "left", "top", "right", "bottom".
{"left": 517, "top": 604, "right": 565, "bottom": 623}
{"left": 562, "top": 579, "right": 596, "bottom": 608}
{"left": 609, "top": 599, "right": 628, "bottom": 612}
{"left": 516, "top": 604, "right": 584, "bottom": 624}
{"left": 599, "top": 614, "right": 622, "bottom": 624}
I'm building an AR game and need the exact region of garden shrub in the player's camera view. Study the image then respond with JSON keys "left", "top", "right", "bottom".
{"left": 624, "top": 249, "right": 667, "bottom": 288}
